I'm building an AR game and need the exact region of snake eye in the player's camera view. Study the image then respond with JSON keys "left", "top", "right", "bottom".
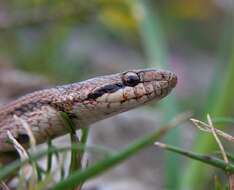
{"left": 123, "top": 72, "right": 140, "bottom": 87}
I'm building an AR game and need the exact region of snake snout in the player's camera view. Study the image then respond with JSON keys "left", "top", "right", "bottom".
{"left": 169, "top": 73, "right": 177, "bottom": 88}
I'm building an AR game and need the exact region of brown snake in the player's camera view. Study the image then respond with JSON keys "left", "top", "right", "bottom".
{"left": 0, "top": 68, "right": 177, "bottom": 155}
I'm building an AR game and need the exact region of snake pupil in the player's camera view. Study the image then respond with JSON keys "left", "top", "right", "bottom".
{"left": 123, "top": 73, "right": 140, "bottom": 87}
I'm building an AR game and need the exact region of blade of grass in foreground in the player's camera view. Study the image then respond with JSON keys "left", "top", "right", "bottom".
{"left": 60, "top": 112, "right": 81, "bottom": 175}
{"left": 61, "top": 112, "right": 90, "bottom": 190}
{"left": 0, "top": 144, "right": 111, "bottom": 181}
{"left": 0, "top": 114, "right": 187, "bottom": 188}
{"left": 212, "top": 117, "right": 234, "bottom": 125}
{"left": 155, "top": 142, "right": 234, "bottom": 173}
{"left": 50, "top": 127, "right": 169, "bottom": 190}
{"left": 50, "top": 112, "right": 191, "bottom": 190}
{"left": 130, "top": 1, "right": 180, "bottom": 189}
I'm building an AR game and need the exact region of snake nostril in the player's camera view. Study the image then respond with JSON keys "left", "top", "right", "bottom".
{"left": 170, "top": 74, "right": 177, "bottom": 88}
{"left": 159, "top": 81, "right": 169, "bottom": 88}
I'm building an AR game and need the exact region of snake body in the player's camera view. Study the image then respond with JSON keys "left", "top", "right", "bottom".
{"left": 0, "top": 68, "right": 177, "bottom": 152}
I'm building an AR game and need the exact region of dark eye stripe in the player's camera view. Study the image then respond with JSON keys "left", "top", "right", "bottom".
{"left": 87, "top": 83, "right": 124, "bottom": 100}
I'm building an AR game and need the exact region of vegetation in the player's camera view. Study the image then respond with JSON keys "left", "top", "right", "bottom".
{"left": 0, "top": 0, "right": 233, "bottom": 189}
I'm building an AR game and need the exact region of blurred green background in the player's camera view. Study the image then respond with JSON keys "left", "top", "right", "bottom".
{"left": 0, "top": 0, "right": 233, "bottom": 190}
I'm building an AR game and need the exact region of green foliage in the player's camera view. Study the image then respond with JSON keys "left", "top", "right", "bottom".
{"left": 51, "top": 126, "right": 169, "bottom": 189}
{"left": 0, "top": 116, "right": 176, "bottom": 189}
{"left": 155, "top": 142, "right": 234, "bottom": 174}
{"left": 0, "top": 1, "right": 234, "bottom": 190}
{"left": 214, "top": 176, "right": 224, "bottom": 190}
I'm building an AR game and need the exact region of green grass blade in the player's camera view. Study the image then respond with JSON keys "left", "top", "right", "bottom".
{"left": 224, "top": 152, "right": 234, "bottom": 164}
{"left": 214, "top": 176, "right": 224, "bottom": 190}
{"left": 46, "top": 139, "right": 53, "bottom": 173}
{"left": 60, "top": 113, "right": 81, "bottom": 180}
{"left": 212, "top": 117, "right": 234, "bottom": 125}
{"left": 50, "top": 122, "right": 176, "bottom": 190}
{"left": 155, "top": 142, "right": 234, "bottom": 173}
{"left": 80, "top": 127, "right": 90, "bottom": 159}
{"left": 60, "top": 113, "right": 81, "bottom": 175}
{"left": 0, "top": 143, "right": 112, "bottom": 181}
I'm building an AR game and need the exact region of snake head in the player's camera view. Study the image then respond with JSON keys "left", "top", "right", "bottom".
{"left": 71, "top": 68, "right": 177, "bottom": 125}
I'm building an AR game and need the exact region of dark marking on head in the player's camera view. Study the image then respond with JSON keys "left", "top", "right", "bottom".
{"left": 87, "top": 83, "right": 124, "bottom": 100}
{"left": 16, "top": 134, "right": 29, "bottom": 144}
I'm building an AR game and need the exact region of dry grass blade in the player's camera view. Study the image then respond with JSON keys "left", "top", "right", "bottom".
{"left": 207, "top": 114, "right": 228, "bottom": 164}
{"left": 0, "top": 181, "right": 10, "bottom": 190}
{"left": 13, "top": 115, "right": 36, "bottom": 152}
{"left": 7, "top": 131, "right": 28, "bottom": 161}
{"left": 11, "top": 116, "right": 39, "bottom": 186}
{"left": 7, "top": 130, "right": 33, "bottom": 183}
{"left": 190, "top": 118, "right": 234, "bottom": 143}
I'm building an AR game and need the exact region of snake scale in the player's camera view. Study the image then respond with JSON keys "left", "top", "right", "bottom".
{"left": 0, "top": 68, "right": 177, "bottom": 156}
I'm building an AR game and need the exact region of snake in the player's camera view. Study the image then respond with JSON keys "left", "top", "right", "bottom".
{"left": 0, "top": 68, "right": 177, "bottom": 157}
